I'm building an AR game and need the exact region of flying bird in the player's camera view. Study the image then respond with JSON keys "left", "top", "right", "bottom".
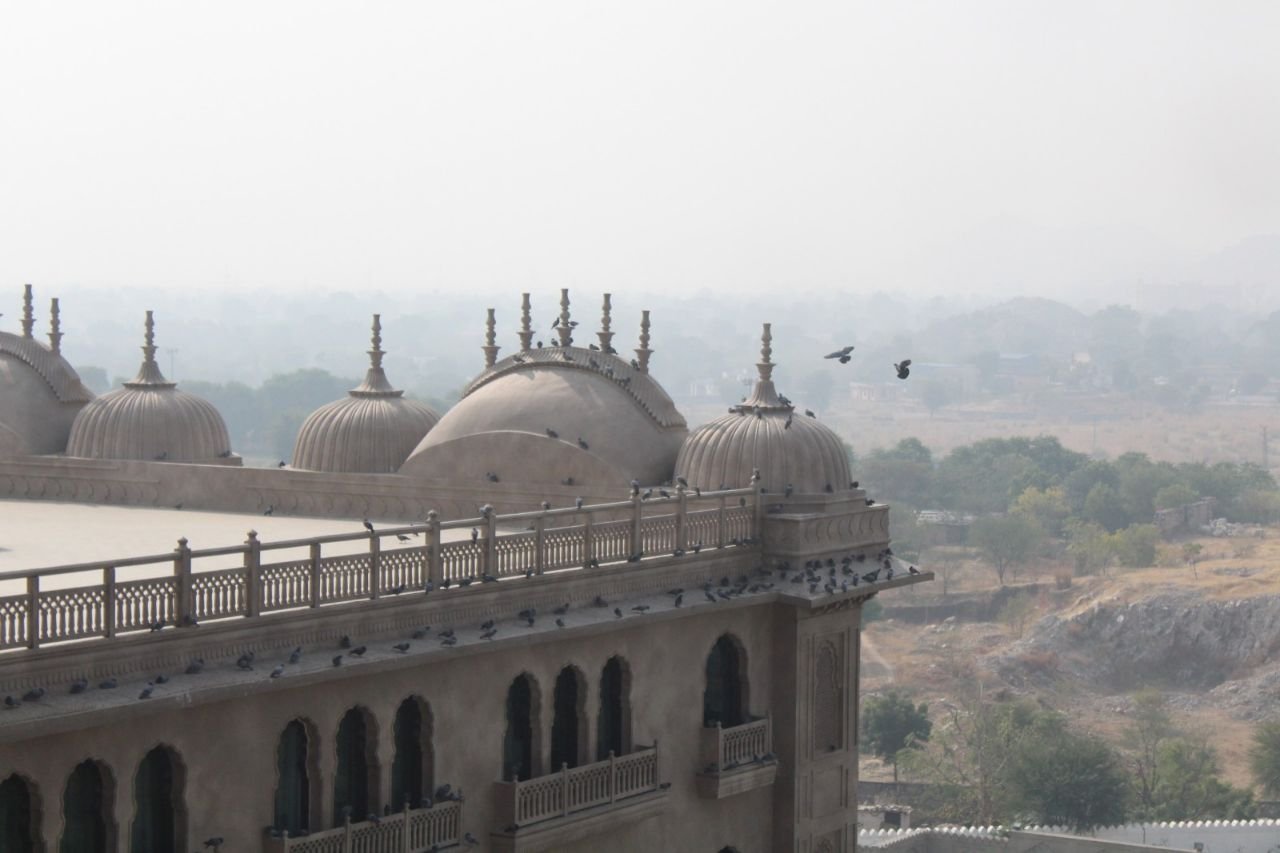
{"left": 824, "top": 345, "right": 854, "bottom": 363}
{"left": 894, "top": 359, "right": 912, "bottom": 379}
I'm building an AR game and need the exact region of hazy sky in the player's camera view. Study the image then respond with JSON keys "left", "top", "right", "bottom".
{"left": 3, "top": 1, "right": 1279, "bottom": 302}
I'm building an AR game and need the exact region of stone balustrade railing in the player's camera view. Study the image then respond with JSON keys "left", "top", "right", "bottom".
{"left": 0, "top": 488, "right": 759, "bottom": 653}
{"left": 493, "top": 744, "right": 660, "bottom": 827}
{"left": 702, "top": 716, "right": 772, "bottom": 772}
{"left": 260, "top": 799, "right": 462, "bottom": 853}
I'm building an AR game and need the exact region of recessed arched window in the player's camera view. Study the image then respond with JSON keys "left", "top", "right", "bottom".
{"left": 0, "top": 773, "right": 40, "bottom": 853}
{"left": 334, "top": 707, "right": 379, "bottom": 825}
{"left": 814, "top": 641, "right": 843, "bottom": 752}
{"left": 391, "top": 697, "right": 434, "bottom": 811}
{"left": 130, "top": 745, "right": 186, "bottom": 853}
{"left": 503, "top": 674, "right": 541, "bottom": 781}
{"left": 61, "top": 760, "right": 114, "bottom": 853}
{"left": 274, "top": 719, "right": 319, "bottom": 835}
{"left": 550, "top": 666, "right": 588, "bottom": 770}
{"left": 596, "top": 656, "right": 632, "bottom": 760}
{"left": 704, "top": 634, "right": 749, "bottom": 727}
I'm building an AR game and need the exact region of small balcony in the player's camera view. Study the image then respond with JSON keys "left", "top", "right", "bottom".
{"left": 490, "top": 744, "right": 668, "bottom": 853}
{"left": 262, "top": 800, "right": 462, "bottom": 852}
{"left": 696, "top": 716, "right": 778, "bottom": 799}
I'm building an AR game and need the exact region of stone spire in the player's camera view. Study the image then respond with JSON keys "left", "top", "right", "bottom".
{"left": 21, "top": 284, "right": 34, "bottom": 339}
{"left": 518, "top": 293, "right": 534, "bottom": 352}
{"left": 733, "top": 322, "right": 790, "bottom": 412}
{"left": 597, "top": 293, "right": 615, "bottom": 353}
{"left": 483, "top": 308, "right": 500, "bottom": 368}
{"left": 634, "top": 310, "right": 652, "bottom": 374}
{"left": 48, "top": 298, "right": 62, "bottom": 355}
{"left": 351, "top": 314, "right": 402, "bottom": 397}
{"left": 125, "top": 310, "right": 175, "bottom": 388}
{"left": 556, "top": 288, "right": 573, "bottom": 347}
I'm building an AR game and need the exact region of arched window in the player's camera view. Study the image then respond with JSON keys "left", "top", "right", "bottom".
{"left": 596, "top": 656, "right": 632, "bottom": 760}
{"left": 0, "top": 773, "right": 39, "bottom": 853}
{"left": 274, "top": 719, "right": 317, "bottom": 835}
{"left": 391, "top": 697, "right": 434, "bottom": 811}
{"left": 334, "top": 707, "right": 379, "bottom": 825}
{"left": 61, "top": 760, "right": 113, "bottom": 853}
{"left": 550, "top": 667, "right": 587, "bottom": 770}
{"left": 503, "top": 674, "right": 541, "bottom": 781}
{"left": 814, "top": 641, "right": 843, "bottom": 752}
{"left": 130, "top": 745, "right": 186, "bottom": 853}
{"left": 704, "top": 634, "right": 749, "bottom": 727}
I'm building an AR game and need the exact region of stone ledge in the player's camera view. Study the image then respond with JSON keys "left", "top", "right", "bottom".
{"left": 695, "top": 760, "right": 778, "bottom": 799}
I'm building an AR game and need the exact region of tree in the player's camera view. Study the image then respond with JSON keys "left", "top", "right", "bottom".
{"left": 1154, "top": 483, "right": 1197, "bottom": 511}
{"left": 1124, "top": 690, "right": 1176, "bottom": 819}
{"left": 1065, "top": 520, "right": 1114, "bottom": 576}
{"left": 1083, "top": 482, "right": 1130, "bottom": 532}
{"left": 1249, "top": 721, "right": 1280, "bottom": 797}
{"left": 1181, "top": 542, "right": 1203, "bottom": 577}
{"left": 862, "top": 691, "right": 931, "bottom": 782}
{"left": 968, "top": 515, "right": 1043, "bottom": 585}
{"left": 1010, "top": 486, "right": 1070, "bottom": 538}
{"left": 919, "top": 380, "right": 953, "bottom": 418}
{"left": 1006, "top": 724, "right": 1130, "bottom": 830}
{"left": 1153, "top": 737, "right": 1255, "bottom": 820}
{"left": 1109, "top": 524, "right": 1159, "bottom": 568}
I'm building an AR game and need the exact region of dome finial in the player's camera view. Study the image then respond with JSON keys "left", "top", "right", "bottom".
{"left": 48, "top": 298, "right": 62, "bottom": 355}
{"left": 518, "top": 293, "right": 534, "bottom": 352}
{"left": 483, "top": 308, "right": 500, "bottom": 368}
{"left": 369, "top": 314, "right": 384, "bottom": 370}
{"left": 557, "top": 288, "right": 573, "bottom": 347}
{"left": 757, "top": 323, "right": 774, "bottom": 382}
{"left": 125, "top": 310, "right": 174, "bottom": 387}
{"left": 21, "top": 284, "right": 34, "bottom": 339}
{"left": 597, "top": 293, "right": 615, "bottom": 353}
{"left": 351, "top": 313, "right": 400, "bottom": 397}
{"left": 634, "top": 310, "right": 652, "bottom": 373}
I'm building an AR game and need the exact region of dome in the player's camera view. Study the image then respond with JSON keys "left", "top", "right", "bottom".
{"left": 66, "top": 311, "right": 235, "bottom": 463}
{"left": 292, "top": 315, "right": 440, "bottom": 473}
{"left": 400, "top": 292, "right": 687, "bottom": 488}
{"left": 675, "top": 324, "right": 852, "bottom": 494}
{"left": 0, "top": 287, "right": 94, "bottom": 455}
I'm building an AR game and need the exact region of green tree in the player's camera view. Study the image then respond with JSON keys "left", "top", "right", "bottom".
{"left": 1083, "top": 482, "right": 1130, "bottom": 532}
{"left": 1154, "top": 483, "right": 1197, "bottom": 511}
{"left": 862, "top": 691, "right": 931, "bottom": 782}
{"left": 1250, "top": 721, "right": 1280, "bottom": 797}
{"left": 1153, "top": 737, "right": 1256, "bottom": 820}
{"left": 1124, "top": 690, "right": 1176, "bottom": 819}
{"left": 1065, "top": 520, "right": 1114, "bottom": 576}
{"left": 1011, "top": 486, "right": 1071, "bottom": 538}
{"left": 968, "top": 514, "right": 1043, "bottom": 585}
{"left": 1006, "top": 724, "right": 1130, "bottom": 830}
{"left": 1109, "top": 524, "right": 1160, "bottom": 568}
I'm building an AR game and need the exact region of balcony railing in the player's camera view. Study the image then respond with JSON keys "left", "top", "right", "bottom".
{"left": 261, "top": 800, "right": 461, "bottom": 853}
{"left": 494, "top": 745, "right": 660, "bottom": 828}
{"left": 0, "top": 487, "right": 759, "bottom": 653}
{"left": 703, "top": 716, "right": 772, "bottom": 771}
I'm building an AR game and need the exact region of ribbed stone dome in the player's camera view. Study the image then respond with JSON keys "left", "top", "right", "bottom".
{"left": 66, "top": 311, "right": 234, "bottom": 463}
{"left": 675, "top": 324, "right": 852, "bottom": 495}
{"left": 292, "top": 315, "right": 440, "bottom": 473}
{"left": 0, "top": 288, "right": 93, "bottom": 455}
{"left": 400, "top": 291, "right": 687, "bottom": 488}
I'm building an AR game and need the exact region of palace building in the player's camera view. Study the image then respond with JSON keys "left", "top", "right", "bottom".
{"left": 0, "top": 284, "right": 930, "bottom": 852}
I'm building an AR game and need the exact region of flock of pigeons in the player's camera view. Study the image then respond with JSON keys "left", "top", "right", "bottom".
{"left": 823, "top": 344, "right": 912, "bottom": 380}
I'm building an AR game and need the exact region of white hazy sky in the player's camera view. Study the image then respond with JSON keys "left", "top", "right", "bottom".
{"left": 2, "top": 1, "right": 1279, "bottom": 300}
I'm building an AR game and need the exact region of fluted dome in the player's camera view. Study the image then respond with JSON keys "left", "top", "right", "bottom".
{"left": 292, "top": 315, "right": 440, "bottom": 473}
{"left": 0, "top": 288, "right": 93, "bottom": 455}
{"left": 67, "top": 312, "right": 235, "bottom": 463}
{"left": 675, "top": 324, "right": 851, "bottom": 494}
{"left": 400, "top": 292, "right": 687, "bottom": 488}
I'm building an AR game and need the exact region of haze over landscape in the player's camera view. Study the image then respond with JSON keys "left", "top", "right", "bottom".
{"left": 5, "top": 0, "right": 1280, "bottom": 839}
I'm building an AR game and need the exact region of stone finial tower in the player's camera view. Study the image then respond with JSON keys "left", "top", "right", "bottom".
{"left": 597, "top": 293, "right": 615, "bottom": 353}
{"left": 48, "top": 298, "right": 62, "bottom": 355}
{"left": 127, "top": 310, "right": 173, "bottom": 387}
{"left": 483, "top": 308, "right": 500, "bottom": 368}
{"left": 518, "top": 293, "right": 534, "bottom": 353}
{"left": 634, "top": 310, "right": 652, "bottom": 373}
{"left": 21, "top": 284, "right": 34, "bottom": 339}
{"left": 556, "top": 288, "right": 573, "bottom": 348}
